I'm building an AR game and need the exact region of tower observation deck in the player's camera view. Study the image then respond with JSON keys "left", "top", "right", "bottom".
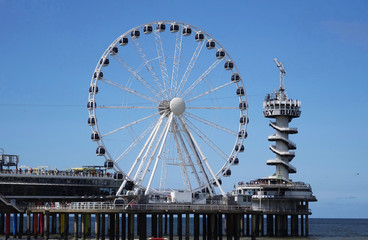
{"left": 263, "top": 58, "right": 301, "bottom": 181}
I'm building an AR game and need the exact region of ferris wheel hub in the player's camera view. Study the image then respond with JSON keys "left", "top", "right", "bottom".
{"left": 170, "top": 97, "right": 186, "bottom": 115}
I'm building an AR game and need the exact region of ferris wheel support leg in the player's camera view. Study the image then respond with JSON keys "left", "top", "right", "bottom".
{"left": 145, "top": 113, "right": 174, "bottom": 195}
{"left": 138, "top": 113, "right": 172, "bottom": 193}
{"left": 179, "top": 116, "right": 226, "bottom": 197}
{"left": 173, "top": 119, "right": 202, "bottom": 188}
{"left": 133, "top": 114, "right": 167, "bottom": 186}
{"left": 171, "top": 123, "right": 193, "bottom": 191}
{"left": 178, "top": 116, "right": 215, "bottom": 197}
{"left": 116, "top": 117, "right": 164, "bottom": 196}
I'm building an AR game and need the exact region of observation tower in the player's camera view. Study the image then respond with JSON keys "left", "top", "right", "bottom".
{"left": 263, "top": 58, "right": 301, "bottom": 181}
{"left": 233, "top": 59, "right": 316, "bottom": 237}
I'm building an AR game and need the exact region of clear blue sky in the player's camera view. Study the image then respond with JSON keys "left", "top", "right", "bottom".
{"left": 1, "top": 0, "right": 367, "bottom": 218}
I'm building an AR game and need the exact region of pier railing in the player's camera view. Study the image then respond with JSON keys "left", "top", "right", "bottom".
{"left": 28, "top": 202, "right": 251, "bottom": 212}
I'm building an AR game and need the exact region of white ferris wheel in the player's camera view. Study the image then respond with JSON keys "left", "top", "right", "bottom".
{"left": 87, "top": 21, "right": 248, "bottom": 198}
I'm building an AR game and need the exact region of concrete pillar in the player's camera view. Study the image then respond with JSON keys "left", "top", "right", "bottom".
{"left": 44, "top": 211, "right": 50, "bottom": 240}
{"left": 266, "top": 214, "right": 273, "bottom": 236}
{"left": 0, "top": 213, "right": 4, "bottom": 235}
{"left": 169, "top": 214, "right": 174, "bottom": 240}
{"left": 235, "top": 214, "right": 241, "bottom": 240}
{"left": 217, "top": 213, "right": 223, "bottom": 240}
{"left": 164, "top": 214, "right": 168, "bottom": 235}
{"left": 101, "top": 214, "right": 106, "bottom": 240}
{"left": 128, "top": 213, "right": 134, "bottom": 240}
{"left": 151, "top": 214, "right": 157, "bottom": 237}
{"left": 158, "top": 214, "right": 163, "bottom": 238}
{"left": 240, "top": 214, "right": 244, "bottom": 237}
{"left": 285, "top": 215, "right": 288, "bottom": 236}
{"left": 260, "top": 214, "right": 265, "bottom": 236}
{"left": 305, "top": 214, "right": 309, "bottom": 237}
{"left": 87, "top": 214, "right": 92, "bottom": 237}
{"left": 81, "top": 214, "right": 86, "bottom": 239}
{"left": 19, "top": 213, "right": 24, "bottom": 239}
{"left": 26, "top": 212, "right": 31, "bottom": 240}
{"left": 291, "top": 214, "right": 298, "bottom": 236}
{"left": 202, "top": 214, "right": 207, "bottom": 240}
{"left": 74, "top": 214, "right": 79, "bottom": 239}
{"left": 33, "top": 213, "right": 38, "bottom": 238}
{"left": 5, "top": 212, "right": 10, "bottom": 238}
{"left": 193, "top": 213, "right": 199, "bottom": 240}
{"left": 138, "top": 213, "right": 146, "bottom": 240}
{"left": 64, "top": 213, "right": 69, "bottom": 240}
{"left": 40, "top": 213, "right": 44, "bottom": 237}
{"left": 51, "top": 214, "right": 56, "bottom": 234}
{"left": 300, "top": 214, "right": 304, "bottom": 236}
{"left": 251, "top": 214, "right": 259, "bottom": 237}
{"left": 177, "top": 214, "right": 182, "bottom": 239}
{"left": 210, "top": 214, "right": 217, "bottom": 239}
{"left": 115, "top": 213, "right": 120, "bottom": 240}
{"left": 95, "top": 214, "right": 100, "bottom": 240}
{"left": 207, "top": 214, "right": 211, "bottom": 240}
{"left": 109, "top": 213, "right": 115, "bottom": 240}
{"left": 185, "top": 213, "right": 190, "bottom": 240}
{"left": 121, "top": 213, "right": 126, "bottom": 240}
{"left": 276, "top": 214, "right": 287, "bottom": 237}
{"left": 225, "top": 214, "right": 231, "bottom": 240}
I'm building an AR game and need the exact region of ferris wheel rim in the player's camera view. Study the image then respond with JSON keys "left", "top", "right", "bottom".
{"left": 88, "top": 20, "right": 248, "bottom": 195}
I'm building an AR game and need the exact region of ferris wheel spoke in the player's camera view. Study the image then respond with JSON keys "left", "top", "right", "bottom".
{"left": 111, "top": 54, "right": 164, "bottom": 99}
{"left": 131, "top": 37, "right": 168, "bottom": 98}
{"left": 183, "top": 116, "right": 228, "bottom": 160}
{"left": 145, "top": 113, "right": 174, "bottom": 194}
{"left": 97, "top": 106, "right": 156, "bottom": 109}
{"left": 179, "top": 115, "right": 226, "bottom": 196}
{"left": 186, "top": 106, "right": 238, "bottom": 109}
{"left": 178, "top": 115, "right": 214, "bottom": 196}
{"left": 170, "top": 31, "right": 183, "bottom": 99}
{"left": 184, "top": 112, "right": 237, "bottom": 136}
{"left": 175, "top": 41, "right": 205, "bottom": 97}
{"left": 172, "top": 118, "right": 201, "bottom": 189}
{"left": 181, "top": 58, "right": 223, "bottom": 98}
{"left": 101, "top": 78, "right": 159, "bottom": 103}
{"left": 185, "top": 81, "right": 233, "bottom": 103}
{"left": 115, "top": 119, "right": 158, "bottom": 165}
{"left": 101, "top": 112, "right": 160, "bottom": 138}
{"left": 154, "top": 30, "right": 170, "bottom": 97}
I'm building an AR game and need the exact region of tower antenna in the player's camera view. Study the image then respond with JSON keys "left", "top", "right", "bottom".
{"left": 274, "top": 58, "right": 285, "bottom": 91}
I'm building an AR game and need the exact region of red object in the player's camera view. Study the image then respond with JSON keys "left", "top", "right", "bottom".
{"left": 39, "top": 214, "right": 44, "bottom": 235}
{"left": 34, "top": 214, "right": 38, "bottom": 235}
{"left": 5, "top": 213, "right": 10, "bottom": 236}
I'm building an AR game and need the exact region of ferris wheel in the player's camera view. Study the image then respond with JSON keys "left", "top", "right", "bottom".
{"left": 87, "top": 21, "right": 248, "bottom": 198}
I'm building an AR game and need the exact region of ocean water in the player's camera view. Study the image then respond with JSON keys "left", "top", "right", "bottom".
{"left": 3, "top": 217, "right": 368, "bottom": 239}
{"left": 308, "top": 218, "right": 368, "bottom": 239}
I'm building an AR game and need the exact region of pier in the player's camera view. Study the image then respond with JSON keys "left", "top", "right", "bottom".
{"left": 0, "top": 201, "right": 312, "bottom": 239}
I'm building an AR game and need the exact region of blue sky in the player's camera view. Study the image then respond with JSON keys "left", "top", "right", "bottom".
{"left": 1, "top": 0, "right": 367, "bottom": 218}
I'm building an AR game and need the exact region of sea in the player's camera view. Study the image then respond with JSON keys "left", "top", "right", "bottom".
{"left": 3, "top": 217, "right": 368, "bottom": 239}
